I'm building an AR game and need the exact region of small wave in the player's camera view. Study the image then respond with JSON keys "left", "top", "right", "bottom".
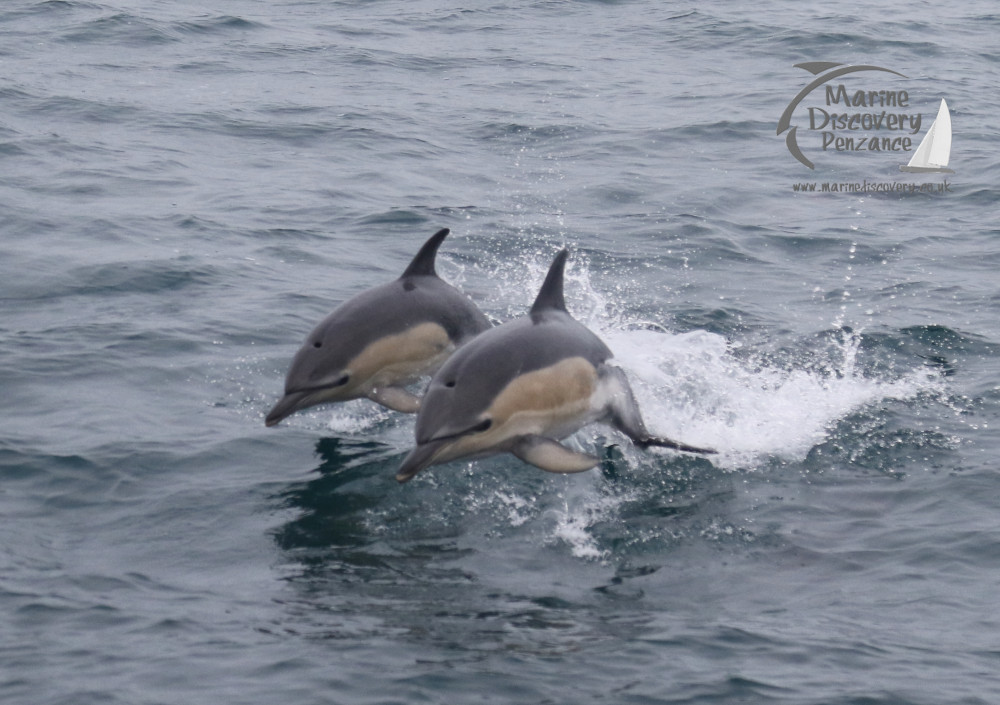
{"left": 173, "top": 16, "right": 263, "bottom": 36}
{"left": 57, "top": 12, "right": 178, "bottom": 46}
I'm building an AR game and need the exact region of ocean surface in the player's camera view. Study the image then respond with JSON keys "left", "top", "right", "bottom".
{"left": 2, "top": 1, "right": 999, "bottom": 703}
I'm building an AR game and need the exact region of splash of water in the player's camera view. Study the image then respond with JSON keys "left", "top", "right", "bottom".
{"left": 603, "top": 326, "right": 943, "bottom": 469}
{"left": 545, "top": 473, "right": 634, "bottom": 561}
{"left": 325, "top": 399, "right": 395, "bottom": 434}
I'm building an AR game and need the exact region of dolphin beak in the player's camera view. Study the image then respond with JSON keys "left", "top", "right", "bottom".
{"left": 396, "top": 439, "right": 449, "bottom": 483}
{"left": 264, "top": 391, "right": 310, "bottom": 427}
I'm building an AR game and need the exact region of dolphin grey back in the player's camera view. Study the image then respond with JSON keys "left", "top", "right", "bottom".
{"left": 305, "top": 269, "right": 487, "bottom": 357}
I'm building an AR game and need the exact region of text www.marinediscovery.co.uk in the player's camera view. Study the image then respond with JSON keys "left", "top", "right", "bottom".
{"left": 791, "top": 179, "right": 953, "bottom": 194}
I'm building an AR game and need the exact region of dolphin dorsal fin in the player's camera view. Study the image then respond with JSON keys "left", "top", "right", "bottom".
{"left": 530, "top": 249, "right": 569, "bottom": 314}
{"left": 401, "top": 228, "right": 449, "bottom": 278}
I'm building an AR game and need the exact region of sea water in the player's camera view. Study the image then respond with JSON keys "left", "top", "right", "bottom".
{"left": 2, "top": 1, "right": 999, "bottom": 704}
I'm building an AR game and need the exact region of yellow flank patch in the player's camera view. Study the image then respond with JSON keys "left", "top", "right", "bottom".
{"left": 424, "top": 358, "right": 598, "bottom": 465}
{"left": 488, "top": 356, "right": 597, "bottom": 430}
{"left": 347, "top": 322, "right": 452, "bottom": 391}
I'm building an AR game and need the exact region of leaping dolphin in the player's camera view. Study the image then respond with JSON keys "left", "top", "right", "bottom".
{"left": 396, "top": 249, "right": 716, "bottom": 482}
{"left": 265, "top": 228, "right": 491, "bottom": 426}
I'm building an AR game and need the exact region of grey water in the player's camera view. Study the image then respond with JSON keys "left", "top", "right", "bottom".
{"left": 2, "top": 1, "right": 999, "bottom": 703}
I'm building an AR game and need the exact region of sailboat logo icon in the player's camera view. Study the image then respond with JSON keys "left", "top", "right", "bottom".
{"left": 900, "top": 99, "right": 955, "bottom": 173}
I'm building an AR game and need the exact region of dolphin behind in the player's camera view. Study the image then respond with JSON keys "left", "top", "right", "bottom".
{"left": 396, "top": 249, "right": 715, "bottom": 482}
{"left": 265, "top": 228, "right": 491, "bottom": 426}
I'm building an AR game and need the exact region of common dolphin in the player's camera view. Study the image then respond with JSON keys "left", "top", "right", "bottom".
{"left": 396, "top": 249, "right": 716, "bottom": 482}
{"left": 265, "top": 228, "right": 491, "bottom": 426}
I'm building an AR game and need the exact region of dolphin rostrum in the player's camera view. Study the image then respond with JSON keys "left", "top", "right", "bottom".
{"left": 396, "top": 249, "right": 716, "bottom": 482}
{"left": 265, "top": 228, "right": 491, "bottom": 426}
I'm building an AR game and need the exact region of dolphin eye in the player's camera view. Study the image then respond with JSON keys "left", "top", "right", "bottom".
{"left": 472, "top": 418, "right": 492, "bottom": 433}
{"left": 313, "top": 340, "right": 322, "bottom": 348}
{"left": 334, "top": 374, "right": 349, "bottom": 387}
{"left": 444, "top": 380, "right": 456, "bottom": 388}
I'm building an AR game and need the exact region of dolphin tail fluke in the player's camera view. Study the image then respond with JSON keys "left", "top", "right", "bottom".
{"left": 602, "top": 365, "right": 717, "bottom": 455}
{"left": 635, "top": 436, "right": 717, "bottom": 455}
{"left": 401, "top": 228, "right": 449, "bottom": 278}
{"left": 510, "top": 435, "right": 600, "bottom": 473}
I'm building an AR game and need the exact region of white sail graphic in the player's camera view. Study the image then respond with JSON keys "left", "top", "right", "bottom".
{"left": 900, "top": 99, "right": 954, "bottom": 173}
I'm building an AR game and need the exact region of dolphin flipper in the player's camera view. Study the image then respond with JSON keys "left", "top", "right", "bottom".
{"left": 368, "top": 386, "right": 422, "bottom": 413}
{"left": 510, "top": 435, "right": 600, "bottom": 473}
{"left": 602, "top": 366, "right": 717, "bottom": 455}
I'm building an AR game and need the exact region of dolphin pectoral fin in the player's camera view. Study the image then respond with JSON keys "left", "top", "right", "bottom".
{"left": 510, "top": 436, "right": 600, "bottom": 473}
{"left": 368, "top": 387, "right": 422, "bottom": 413}
{"left": 601, "top": 365, "right": 717, "bottom": 455}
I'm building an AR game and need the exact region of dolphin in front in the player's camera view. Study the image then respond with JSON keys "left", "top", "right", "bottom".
{"left": 396, "top": 249, "right": 716, "bottom": 482}
{"left": 265, "top": 228, "right": 491, "bottom": 426}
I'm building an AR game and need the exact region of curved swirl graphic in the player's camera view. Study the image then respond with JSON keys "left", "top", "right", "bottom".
{"left": 778, "top": 63, "right": 907, "bottom": 170}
